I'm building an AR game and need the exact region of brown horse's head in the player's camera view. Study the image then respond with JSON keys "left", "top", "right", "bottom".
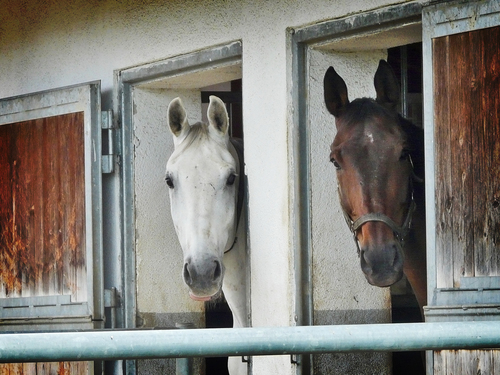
{"left": 323, "top": 60, "right": 419, "bottom": 287}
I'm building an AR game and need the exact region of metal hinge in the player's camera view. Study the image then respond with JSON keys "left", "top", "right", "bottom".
{"left": 101, "top": 110, "right": 116, "bottom": 174}
{"left": 104, "top": 287, "right": 119, "bottom": 308}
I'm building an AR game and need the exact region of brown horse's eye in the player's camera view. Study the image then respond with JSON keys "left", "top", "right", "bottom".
{"left": 226, "top": 173, "right": 236, "bottom": 186}
{"left": 165, "top": 175, "right": 174, "bottom": 189}
{"left": 400, "top": 148, "right": 410, "bottom": 161}
{"left": 330, "top": 158, "right": 341, "bottom": 170}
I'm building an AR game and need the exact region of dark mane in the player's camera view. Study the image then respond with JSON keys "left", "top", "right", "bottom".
{"left": 342, "top": 98, "right": 425, "bottom": 181}
{"left": 342, "top": 98, "right": 397, "bottom": 128}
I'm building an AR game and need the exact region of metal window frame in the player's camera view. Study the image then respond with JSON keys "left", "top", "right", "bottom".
{"left": 0, "top": 82, "right": 104, "bottom": 329}
{"left": 115, "top": 41, "right": 243, "bottom": 375}
{"left": 289, "top": 3, "right": 423, "bottom": 374}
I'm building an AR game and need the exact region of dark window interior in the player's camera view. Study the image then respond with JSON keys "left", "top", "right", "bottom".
{"left": 388, "top": 42, "right": 425, "bottom": 375}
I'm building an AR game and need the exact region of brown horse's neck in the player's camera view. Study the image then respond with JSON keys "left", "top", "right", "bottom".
{"left": 403, "top": 181, "right": 427, "bottom": 316}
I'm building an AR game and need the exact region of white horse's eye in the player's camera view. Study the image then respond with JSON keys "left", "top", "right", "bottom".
{"left": 226, "top": 173, "right": 236, "bottom": 186}
{"left": 165, "top": 176, "right": 174, "bottom": 189}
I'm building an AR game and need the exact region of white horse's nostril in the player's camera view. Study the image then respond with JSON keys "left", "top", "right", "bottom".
{"left": 213, "top": 260, "right": 222, "bottom": 280}
{"left": 183, "top": 258, "right": 222, "bottom": 288}
{"left": 183, "top": 262, "right": 193, "bottom": 286}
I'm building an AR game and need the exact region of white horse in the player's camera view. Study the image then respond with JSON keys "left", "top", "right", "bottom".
{"left": 166, "top": 96, "right": 248, "bottom": 375}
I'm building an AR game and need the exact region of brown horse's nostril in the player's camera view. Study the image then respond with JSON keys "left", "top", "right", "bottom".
{"left": 360, "top": 249, "right": 373, "bottom": 275}
{"left": 392, "top": 243, "right": 405, "bottom": 270}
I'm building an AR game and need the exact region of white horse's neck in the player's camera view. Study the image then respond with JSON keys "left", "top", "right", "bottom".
{"left": 222, "top": 202, "right": 248, "bottom": 375}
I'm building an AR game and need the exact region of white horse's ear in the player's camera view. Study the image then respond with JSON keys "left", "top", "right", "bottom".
{"left": 167, "top": 97, "right": 190, "bottom": 141}
{"left": 207, "top": 96, "right": 229, "bottom": 137}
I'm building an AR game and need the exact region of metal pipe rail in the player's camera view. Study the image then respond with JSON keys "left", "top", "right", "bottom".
{"left": 1, "top": 322, "right": 500, "bottom": 362}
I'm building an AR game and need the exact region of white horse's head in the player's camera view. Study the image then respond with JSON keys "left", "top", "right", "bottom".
{"left": 166, "top": 96, "right": 240, "bottom": 301}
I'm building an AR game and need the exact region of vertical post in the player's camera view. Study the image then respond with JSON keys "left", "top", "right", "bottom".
{"left": 290, "top": 27, "right": 313, "bottom": 375}
{"left": 176, "top": 323, "right": 195, "bottom": 375}
{"left": 400, "top": 44, "right": 408, "bottom": 118}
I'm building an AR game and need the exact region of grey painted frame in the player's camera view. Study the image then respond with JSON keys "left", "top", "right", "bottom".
{"left": 115, "top": 41, "right": 242, "bottom": 375}
{"left": 0, "top": 82, "right": 104, "bottom": 328}
{"left": 289, "top": 3, "right": 422, "bottom": 374}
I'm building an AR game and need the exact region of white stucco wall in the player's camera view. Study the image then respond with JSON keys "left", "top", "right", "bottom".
{"left": 133, "top": 88, "right": 203, "bottom": 315}
{"left": 0, "top": 1, "right": 420, "bottom": 374}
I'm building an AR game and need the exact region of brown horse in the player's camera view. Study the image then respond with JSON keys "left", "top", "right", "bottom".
{"left": 323, "top": 60, "right": 427, "bottom": 310}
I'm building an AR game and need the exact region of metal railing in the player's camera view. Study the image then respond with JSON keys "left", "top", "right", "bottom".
{"left": 1, "top": 321, "right": 499, "bottom": 363}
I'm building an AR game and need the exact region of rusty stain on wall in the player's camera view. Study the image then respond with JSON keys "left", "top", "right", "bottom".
{"left": 0, "top": 112, "right": 86, "bottom": 300}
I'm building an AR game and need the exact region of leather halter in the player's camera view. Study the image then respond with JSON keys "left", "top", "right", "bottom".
{"left": 341, "top": 197, "right": 416, "bottom": 256}
{"left": 340, "top": 156, "right": 419, "bottom": 256}
{"left": 224, "top": 138, "right": 245, "bottom": 254}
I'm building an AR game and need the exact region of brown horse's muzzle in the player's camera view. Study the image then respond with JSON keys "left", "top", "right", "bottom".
{"left": 343, "top": 202, "right": 414, "bottom": 288}
{"left": 359, "top": 239, "right": 404, "bottom": 287}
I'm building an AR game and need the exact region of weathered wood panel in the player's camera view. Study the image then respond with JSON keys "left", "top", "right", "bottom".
{"left": 471, "top": 26, "right": 500, "bottom": 278}
{"left": 0, "top": 113, "right": 90, "bottom": 374}
{"left": 433, "top": 34, "right": 454, "bottom": 289}
{"left": 0, "top": 112, "right": 86, "bottom": 301}
{"left": 433, "top": 25, "right": 500, "bottom": 288}
{"left": 434, "top": 350, "right": 500, "bottom": 375}
{"left": 0, "top": 361, "right": 88, "bottom": 375}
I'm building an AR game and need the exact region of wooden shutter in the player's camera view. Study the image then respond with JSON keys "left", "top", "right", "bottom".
{"left": 0, "top": 83, "right": 104, "bottom": 374}
{"left": 0, "top": 112, "right": 86, "bottom": 301}
{"left": 424, "top": 0, "right": 500, "bottom": 296}
{"left": 433, "top": 25, "right": 500, "bottom": 288}
{"left": 423, "top": 1, "right": 500, "bottom": 373}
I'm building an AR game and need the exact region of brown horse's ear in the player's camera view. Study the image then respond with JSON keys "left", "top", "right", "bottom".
{"left": 323, "top": 66, "right": 349, "bottom": 118}
{"left": 374, "top": 60, "right": 400, "bottom": 111}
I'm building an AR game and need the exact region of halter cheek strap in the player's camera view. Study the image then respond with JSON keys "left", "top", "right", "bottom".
{"left": 224, "top": 138, "right": 245, "bottom": 254}
{"left": 341, "top": 170, "right": 417, "bottom": 257}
